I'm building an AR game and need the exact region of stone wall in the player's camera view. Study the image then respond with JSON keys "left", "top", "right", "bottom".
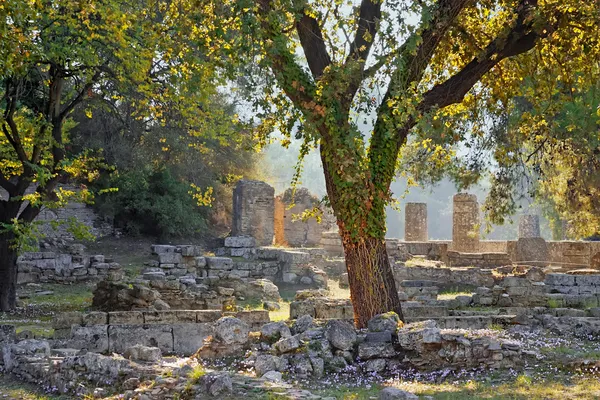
{"left": 17, "top": 247, "right": 123, "bottom": 284}
{"left": 53, "top": 310, "right": 269, "bottom": 356}
{"left": 447, "top": 251, "right": 512, "bottom": 268}
{"left": 279, "top": 188, "right": 326, "bottom": 247}
{"left": 0, "top": 184, "right": 112, "bottom": 241}
{"left": 232, "top": 180, "right": 275, "bottom": 246}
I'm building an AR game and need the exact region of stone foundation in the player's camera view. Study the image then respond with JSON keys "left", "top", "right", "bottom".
{"left": 17, "top": 247, "right": 123, "bottom": 284}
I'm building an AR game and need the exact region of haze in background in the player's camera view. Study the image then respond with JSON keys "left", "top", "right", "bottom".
{"left": 260, "top": 140, "right": 554, "bottom": 241}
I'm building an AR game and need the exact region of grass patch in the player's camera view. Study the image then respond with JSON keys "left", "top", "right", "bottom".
{"left": 188, "top": 365, "right": 206, "bottom": 383}
{"left": 20, "top": 283, "right": 93, "bottom": 313}
{"left": 0, "top": 375, "right": 72, "bottom": 399}
{"left": 315, "top": 376, "right": 600, "bottom": 400}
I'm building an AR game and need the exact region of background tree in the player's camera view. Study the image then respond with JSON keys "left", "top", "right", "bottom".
{"left": 0, "top": 0, "right": 223, "bottom": 311}
{"left": 212, "top": 0, "right": 600, "bottom": 326}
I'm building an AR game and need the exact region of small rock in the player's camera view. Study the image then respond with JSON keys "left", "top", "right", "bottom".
{"left": 325, "top": 320, "right": 357, "bottom": 351}
{"left": 153, "top": 299, "right": 171, "bottom": 310}
{"left": 124, "top": 345, "right": 162, "bottom": 362}
{"left": 122, "top": 377, "right": 140, "bottom": 390}
{"left": 292, "top": 315, "right": 314, "bottom": 334}
{"left": 368, "top": 312, "right": 401, "bottom": 333}
{"left": 214, "top": 316, "right": 250, "bottom": 345}
{"left": 261, "top": 322, "right": 291, "bottom": 342}
{"left": 273, "top": 335, "right": 301, "bottom": 354}
{"left": 379, "top": 387, "right": 419, "bottom": 400}
{"left": 255, "top": 354, "right": 280, "bottom": 376}
{"left": 263, "top": 301, "right": 281, "bottom": 311}
{"left": 262, "top": 370, "right": 283, "bottom": 382}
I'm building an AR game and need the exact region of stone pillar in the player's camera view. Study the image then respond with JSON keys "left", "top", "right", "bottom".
{"left": 281, "top": 188, "right": 324, "bottom": 247}
{"left": 232, "top": 180, "right": 275, "bottom": 246}
{"left": 518, "top": 215, "right": 540, "bottom": 238}
{"left": 452, "top": 193, "right": 480, "bottom": 253}
{"left": 404, "top": 203, "right": 428, "bottom": 241}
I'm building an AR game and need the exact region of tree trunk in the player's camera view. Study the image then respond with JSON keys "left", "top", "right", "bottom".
{"left": 341, "top": 233, "right": 403, "bottom": 328}
{"left": 0, "top": 231, "right": 18, "bottom": 312}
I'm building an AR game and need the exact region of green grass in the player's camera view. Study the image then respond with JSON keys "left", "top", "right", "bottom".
{"left": 19, "top": 283, "right": 93, "bottom": 313}
{"left": 0, "top": 375, "right": 72, "bottom": 399}
{"left": 315, "top": 376, "right": 600, "bottom": 399}
{"left": 0, "top": 283, "right": 93, "bottom": 339}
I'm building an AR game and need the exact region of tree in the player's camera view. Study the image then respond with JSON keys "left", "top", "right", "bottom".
{"left": 213, "top": 0, "right": 600, "bottom": 326}
{"left": 0, "top": 0, "right": 221, "bottom": 311}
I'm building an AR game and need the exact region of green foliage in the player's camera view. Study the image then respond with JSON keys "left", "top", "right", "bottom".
{"left": 96, "top": 167, "right": 208, "bottom": 239}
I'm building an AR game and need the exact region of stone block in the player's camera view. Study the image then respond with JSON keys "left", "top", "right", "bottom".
{"left": 575, "top": 275, "right": 600, "bottom": 286}
{"left": 172, "top": 323, "right": 214, "bottom": 355}
{"left": 144, "top": 311, "right": 179, "bottom": 324}
{"left": 224, "top": 236, "right": 256, "bottom": 248}
{"left": 195, "top": 256, "right": 207, "bottom": 268}
{"left": 70, "top": 325, "right": 109, "bottom": 353}
{"left": 36, "top": 258, "right": 56, "bottom": 270}
{"left": 358, "top": 342, "right": 396, "bottom": 359}
{"left": 180, "top": 245, "right": 202, "bottom": 257}
{"left": 545, "top": 274, "right": 575, "bottom": 287}
{"left": 206, "top": 257, "right": 233, "bottom": 270}
{"left": 82, "top": 312, "right": 108, "bottom": 326}
{"left": 195, "top": 310, "right": 224, "bottom": 323}
{"left": 232, "top": 180, "right": 275, "bottom": 246}
{"left": 108, "top": 325, "right": 174, "bottom": 354}
{"left": 108, "top": 311, "right": 144, "bottom": 325}
{"left": 151, "top": 245, "right": 177, "bottom": 255}
{"left": 159, "top": 252, "right": 182, "bottom": 264}
{"left": 53, "top": 312, "right": 84, "bottom": 330}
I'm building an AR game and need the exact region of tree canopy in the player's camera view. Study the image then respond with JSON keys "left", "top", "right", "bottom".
{"left": 201, "top": 0, "right": 600, "bottom": 326}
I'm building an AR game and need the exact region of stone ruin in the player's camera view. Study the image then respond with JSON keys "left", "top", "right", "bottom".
{"left": 0, "top": 183, "right": 113, "bottom": 241}
{"left": 232, "top": 180, "right": 275, "bottom": 246}
{"left": 16, "top": 244, "right": 123, "bottom": 284}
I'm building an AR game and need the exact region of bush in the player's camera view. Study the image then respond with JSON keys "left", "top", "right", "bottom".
{"left": 96, "top": 167, "right": 208, "bottom": 239}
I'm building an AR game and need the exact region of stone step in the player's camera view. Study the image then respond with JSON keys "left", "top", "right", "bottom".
{"left": 405, "top": 315, "right": 517, "bottom": 329}
{"left": 51, "top": 348, "right": 80, "bottom": 357}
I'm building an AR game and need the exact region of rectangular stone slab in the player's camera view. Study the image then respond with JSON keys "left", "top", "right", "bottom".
{"left": 108, "top": 325, "right": 173, "bottom": 354}
{"left": 172, "top": 323, "right": 214, "bottom": 355}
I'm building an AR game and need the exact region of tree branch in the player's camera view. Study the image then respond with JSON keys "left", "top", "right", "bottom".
{"left": 418, "top": 0, "right": 555, "bottom": 114}
{"left": 257, "top": 0, "right": 324, "bottom": 130}
{"left": 0, "top": 172, "right": 16, "bottom": 196}
{"left": 294, "top": 8, "right": 332, "bottom": 80}
{"left": 346, "top": 0, "right": 381, "bottom": 67}
{"left": 59, "top": 69, "right": 102, "bottom": 120}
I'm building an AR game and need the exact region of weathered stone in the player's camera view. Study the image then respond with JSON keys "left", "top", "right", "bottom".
{"left": 173, "top": 323, "right": 214, "bottom": 355}
{"left": 365, "top": 358, "right": 387, "bottom": 372}
{"left": 358, "top": 342, "right": 396, "bottom": 360}
{"left": 124, "top": 344, "right": 162, "bottom": 362}
{"left": 224, "top": 236, "right": 256, "bottom": 248}
{"left": 324, "top": 320, "right": 357, "bottom": 351}
{"left": 518, "top": 215, "right": 541, "bottom": 238}
{"left": 292, "top": 315, "right": 314, "bottom": 334}
{"left": 255, "top": 354, "right": 281, "bottom": 376}
{"left": 206, "top": 257, "right": 233, "bottom": 270}
{"left": 274, "top": 335, "right": 301, "bottom": 354}
{"left": 378, "top": 387, "right": 419, "bottom": 400}
{"left": 202, "top": 372, "right": 233, "bottom": 397}
{"left": 108, "top": 325, "right": 173, "bottom": 354}
{"left": 452, "top": 193, "right": 480, "bottom": 252}
{"left": 405, "top": 203, "right": 428, "bottom": 242}
{"left": 70, "top": 325, "right": 109, "bottom": 353}
{"left": 213, "top": 317, "right": 250, "bottom": 345}
{"left": 368, "top": 312, "right": 401, "bottom": 333}
{"left": 262, "top": 370, "right": 283, "bottom": 382}
{"left": 261, "top": 322, "right": 292, "bottom": 342}
{"left": 232, "top": 180, "right": 275, "bottom": 246}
